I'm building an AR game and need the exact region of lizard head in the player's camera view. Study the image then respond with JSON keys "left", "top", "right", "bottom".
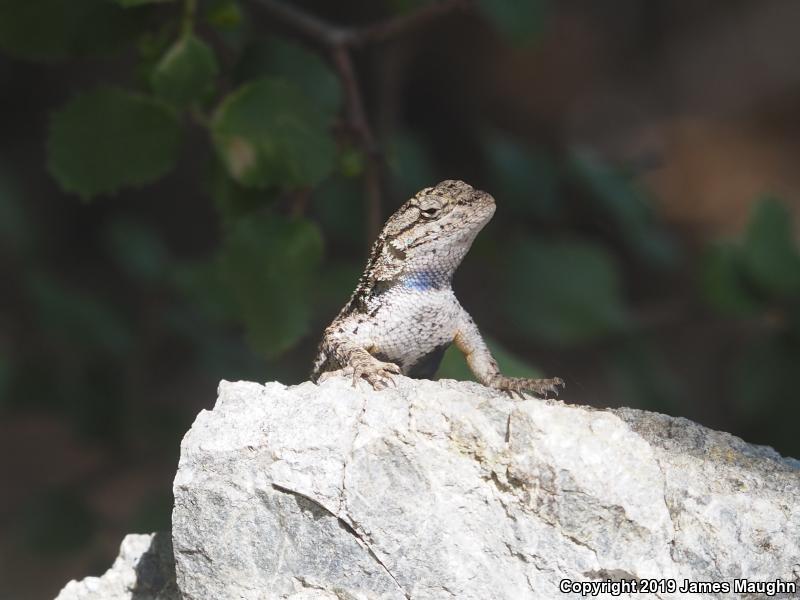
{"left": 371, "top": 180, "right": 496, "bottom": 283}
{"left": 383, "top": 180, "right": 495, "bottom": 242}
{"left": 412, "top": 179, "right": 496, "bottom": 239}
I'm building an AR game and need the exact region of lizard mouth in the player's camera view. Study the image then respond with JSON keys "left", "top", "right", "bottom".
{"left": 461, "top": 188, "right": 494, "bottom": 205}
{"left": 451, "top": 189, "right": 495, "bottom": 243}
{"left": 471, "top": 189, "right": 496, "bottom": 221}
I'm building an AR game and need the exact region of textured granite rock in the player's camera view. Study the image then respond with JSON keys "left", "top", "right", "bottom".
{"left": 54, "top": 532, "right": 178, "bottom": 600}
{"left": 170, "top": 377, "right": 800, "bottom": 599}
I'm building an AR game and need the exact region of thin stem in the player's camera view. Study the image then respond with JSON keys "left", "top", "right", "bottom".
{"left": 250, "top": 0, "right": 349, "bottom": 47}
{"left": 251, "top": 0, "right": 471, "bottom": 47}
{"left": 182, "top": 0, "right": 197, "bottom": 36}
{"left": 331, "top": 45, "right": 382, "bottom": 241}
{"left": 330, "top": 46, "right": 376, "bottom": 152}
{"left": 352, "top": 0, "right": 471, "bottom": 46}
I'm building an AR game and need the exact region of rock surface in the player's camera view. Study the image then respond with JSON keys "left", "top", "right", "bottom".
{"left": 170, "top": 376, "right": 800, "bottom": 599}
{"left": 55, "top": 532, "right": 178, "bottom": 600}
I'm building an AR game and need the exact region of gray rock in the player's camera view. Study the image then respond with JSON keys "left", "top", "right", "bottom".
{"left": 55, "top": 532, "right": 178, "bottom": 600}
{"left": 171, "top": 377, "right": 800, "bottom": 599}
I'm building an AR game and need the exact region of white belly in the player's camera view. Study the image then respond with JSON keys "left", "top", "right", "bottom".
{"left": 366, "top": 287, "right": 461, "bottom": 371}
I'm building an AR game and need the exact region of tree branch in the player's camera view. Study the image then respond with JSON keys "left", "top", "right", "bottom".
{"left": 352, "top": 0, "right": 472, "bottom": 46}
{"left": 330, "top": 45, "right": 382, "bottom": 239}
{"left": 249, "top": 0, "right": 349, "bottom": 47}
{"left": 249, "top": 0, "right": 470, "bottom": 240}
{"left": 251, "top": 0, "right": 471, "bottom": 48}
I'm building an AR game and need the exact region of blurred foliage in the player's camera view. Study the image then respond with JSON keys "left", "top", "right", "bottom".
{"left": 47, "top": 87, "right": 182, "bottom": 198}
{"left": 105, "top": 219, "right": 171, "bottom": 283}
{"left": 568, "top": 150, "right": 677, "bottom": 267}
{"left": 701, "top": 199, "right": 800, "bottom": 312}
{"left": 699, "top": 199, "right": 800, "bottom": 437}
{"left": 0, "top": 169, "right": 34, "bottom": 253}
{"left": 151, "top": 32, "right": 219, "bottom": 108}
{"left": 477, "top": 0, "right": 549, "bottom": 45}
{"left": 388, "top": 133, "right": 438, "bottom": 198}
{"left": 205, "top": 0, "right": 244, "bottom": 30}
{"left": 27, "top": 272, "right": 133, "bottom": 357}
{"left": 0, "top": 0, "right": 149, "bottom": 61}
{"left": 503, "top": 237, "right": 629, "bottom": 345}
{"left": 485, "top": 133, "right": 559, "bottom": 220}
{"left": 235, "top": 38, "right": 342, "bottom": 116}
{"left": 217, "top": 213, "right": 323, "bottom": 357}
{"left": 211, "top": 78, "right": 336, "bottom": 188}
{"left": 1, "top": 0, "right": 799, "bottom": 587}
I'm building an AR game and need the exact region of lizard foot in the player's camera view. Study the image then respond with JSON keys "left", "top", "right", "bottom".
{"left": 490, "top": 376, "right": 564, "bottom": 399}
{"left": 350, "top": 356, "right": 401, "bottom": 390}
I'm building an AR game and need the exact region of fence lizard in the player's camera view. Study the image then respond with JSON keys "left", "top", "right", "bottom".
{"left": 311, "top": 180, "right": 564, "bottom": 397}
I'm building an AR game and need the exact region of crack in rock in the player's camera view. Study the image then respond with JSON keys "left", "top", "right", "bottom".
{"left": 271, "top": 483, "right": 410, "bottom": 599}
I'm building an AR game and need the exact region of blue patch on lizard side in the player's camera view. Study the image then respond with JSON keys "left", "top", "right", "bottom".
{"left": 400, "top": 270, "right": 445, "bottom": 291}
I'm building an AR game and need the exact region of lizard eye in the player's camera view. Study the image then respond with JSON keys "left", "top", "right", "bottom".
{"left": 421, "top": 207, "right": 439, "bottom": 217}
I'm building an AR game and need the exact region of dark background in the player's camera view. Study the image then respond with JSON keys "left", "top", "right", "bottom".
{"left": 2, "top": 1, "right": 800, "bottom": 598}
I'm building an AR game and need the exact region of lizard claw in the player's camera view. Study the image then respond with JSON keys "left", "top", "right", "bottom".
{"left": 491, "top": 376, "right": 565, "bottom": 399}
{"left": 351, "top": 356, "right": 401, "bottom": 390}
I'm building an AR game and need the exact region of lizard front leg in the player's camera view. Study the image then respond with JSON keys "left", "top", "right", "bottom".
{"left": 314, "top": 325, "right": 400, "bottom": 390}
{"left": 453, "top": 307, "right": 564, "bottom": 398}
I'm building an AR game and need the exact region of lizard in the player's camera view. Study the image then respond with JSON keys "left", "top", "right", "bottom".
{"left": 311, "top": 179, "right": 564, "bottom": 397}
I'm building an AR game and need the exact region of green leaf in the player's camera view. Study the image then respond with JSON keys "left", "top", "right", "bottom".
{"left": 204, "top": 0, "right": 247, "bottom": 50}
{"left": 236, "top": 39, "right": 341, "bottom": 117}
{"left": 136, "top": 25, "right": 176, "bottom": 85}
{"left": 47, "top": 87, "right": 182, "bottom": 199}
{"left": 151, "top": 33, "right": 219, "bottom": 108}
{"left": 742, "top": 198, "right": 800, "bottom": 298}
{"left": 211, "top": 78, "right": 336, "bottom": 189}
{"left": 206, "top": 0, "right": 244, "bottom": 30}
{"left": 504, "top": 238, "right": 628, "bottom": 344}
{"left": 569, "top": 149, "right": 676, "bottom": 267}
{"left": 437, "top": 336, "right": 542, "bottom": 382}
{"left": 485, "top": 132, "right": 559, "bottom": 219}
{"left": 339, "top": 147, "right": 365, "bottom": 178}
{"left": 217, "top": 213, "right": 323, "bottom": 357}
{"left": 0, "top": 0, "right": 148, "bottom": 62}
{"left": 209, "top": 161, "right": 277, "bottom": 224}
{"left": 699, "top": 242, "right": 761, "bottom": 316}
{"left": 477, "top": 0, "right": 548, "bottom": 45}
